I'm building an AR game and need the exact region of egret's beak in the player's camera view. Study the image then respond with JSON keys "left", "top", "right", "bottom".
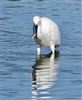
{"left": 32, "top": 34, "right": 36, "bottom": 39}
{"left": 32, "top": 24, "right": 38, "bottom": 39}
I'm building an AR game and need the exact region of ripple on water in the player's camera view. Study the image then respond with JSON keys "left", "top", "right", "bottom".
{"left": 0, "top": 17, "right": 10, "bottom": 20}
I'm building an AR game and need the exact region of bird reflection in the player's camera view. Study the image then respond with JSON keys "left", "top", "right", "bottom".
{"left": 32, "top": 51, "right": 59, "bottom": 99}
{"left": 32, "top": 52, "right": 59, "bottom": 100}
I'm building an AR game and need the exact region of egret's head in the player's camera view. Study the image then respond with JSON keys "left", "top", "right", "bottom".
{"left": 33, "top": 16, "right": 41, "bottom": 25}
{"left": 32, "top": 16, "right": 41, "bottom": 39}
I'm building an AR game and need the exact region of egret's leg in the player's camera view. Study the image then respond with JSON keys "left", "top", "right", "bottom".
{"left": 37, "top": 46, "right": 41, "bottom": 55}
{"left": 50, "top": 44, "right": 55, "bottom": 54}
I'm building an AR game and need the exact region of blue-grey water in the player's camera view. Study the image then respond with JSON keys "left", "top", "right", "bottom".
{"left": 0, "top": 0, "right": 82, "bottom": 100}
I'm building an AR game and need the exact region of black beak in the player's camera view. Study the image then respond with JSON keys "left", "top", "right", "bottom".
{"left": 32, "top": 23, "right": 38, "bottom": 39}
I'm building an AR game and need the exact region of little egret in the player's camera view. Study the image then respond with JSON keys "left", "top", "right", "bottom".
{"left": 32, "top": 16, "right": 60, "bottom": 55}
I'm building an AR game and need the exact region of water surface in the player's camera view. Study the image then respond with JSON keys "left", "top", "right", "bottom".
{"left": 0, "top": 0, "right": 81, "bottom": 100}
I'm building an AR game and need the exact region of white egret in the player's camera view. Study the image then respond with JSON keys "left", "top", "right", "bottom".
{"left": 32, "top": 16, "right": 60, "bottom": 55}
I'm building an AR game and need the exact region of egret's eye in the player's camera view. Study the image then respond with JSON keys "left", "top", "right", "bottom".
{"left": 33, "top": 24, "right": 38, "bottom": 34}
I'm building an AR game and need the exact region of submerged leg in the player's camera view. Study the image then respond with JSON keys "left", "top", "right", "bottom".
{"left": 50, "top": 44, "right": 55, "bottom": 54}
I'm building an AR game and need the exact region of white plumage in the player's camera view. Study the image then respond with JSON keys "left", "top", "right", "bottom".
{"left": 32, "top": 16, "right": 60, "bottom": 55}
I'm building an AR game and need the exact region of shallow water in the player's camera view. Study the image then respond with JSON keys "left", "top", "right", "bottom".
{"left": 0, "top": 0, "right": 82, "bottom": 100}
